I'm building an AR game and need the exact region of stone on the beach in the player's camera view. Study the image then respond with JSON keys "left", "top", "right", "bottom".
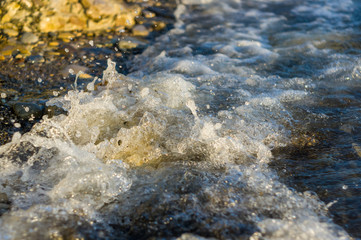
{"left": 132, "top": 24, "right": 150, "bottom": 37}
{"left": 21, "top": 32, "right": 39, "bottom": 44}
{"left": 143, "top": 10, "right": 156, "bottom": 18}
{"left": 152, "top": 21, "right": 167, "bottom": 31}
{"left": 27, "top": 55, "right": 45, "bottom": 63}
{"left": 78, "top": 73, "right": 93, "bottom": 79}
{"left": 57, "top": 32, "right": 75, "bottom": 40}
{"left": 12, "top": 102, "right": 44, "bottom": 119}
{"left": 0, "top": 0, "right": 143, "bottom": 34}
{"left": 3, "top": 29, "right": 19, "bottom": 37}
{"left": 117, "top": 37, "right": 148, "bottom": 50}
{"left": 0, "top": 45, "right": 17, "bottom": 56}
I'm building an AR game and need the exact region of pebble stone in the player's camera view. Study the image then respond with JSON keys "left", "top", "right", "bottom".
{"left": 21, "top": 32, "right": 39, "bottom": 44}
{"left": 12, "top": 102, "right": 44, "bottom": 119}
{"left": 132, "top": 25, "right": 150, "bottom": 37}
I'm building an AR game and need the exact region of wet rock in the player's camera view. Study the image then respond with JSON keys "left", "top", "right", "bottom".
{"left": 0, "top": 193, "right": 9, "bottom": 203}
{"left": 21, "top": 32, "right": 39, "bottom": 44}
{"left": 48, "top": 41, "right": 60, "bottom": 47}
{"left": 143, "top": 10, "right": 156, "bottom": 18}
{"left": 352, "top": 143, "right": 361, "bottom": 158}
{"left": 26, "top": 55, "right": 45, "bottom": 64}
{"left": 0, "top": 45, "right": 17, "bottom": 56}
{"left": 117, "top": 36, "right": 148, "bottom": 50}
{"left": 57, "top": 32, "right": 75, "bottom": 41}
{"left": 78, "top": 73, "right": 93, "bottom": 79}
{"left": 152, "top": 21, "right": 167, "bottom": 31}
{"left": 12, "top": 102, "right": 44, "bottom": 119}
{"left": 146, "top": 6, "right": 175, "bottom": 19}
{"left": 132, "top": 24, "right": 150, "bottom": 37}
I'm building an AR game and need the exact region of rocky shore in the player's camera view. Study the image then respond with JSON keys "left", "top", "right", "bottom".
{"left": 0, "top": 0, "right": 176, "bottom": 145}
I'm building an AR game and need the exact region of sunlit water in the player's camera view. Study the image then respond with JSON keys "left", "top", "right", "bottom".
{"left": 0, "top": 0, "right": 360, "bottom": 239}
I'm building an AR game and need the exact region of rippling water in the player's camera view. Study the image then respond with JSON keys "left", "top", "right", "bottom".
{"left": 0, "top": 0, "right": 360, "bottom": 239}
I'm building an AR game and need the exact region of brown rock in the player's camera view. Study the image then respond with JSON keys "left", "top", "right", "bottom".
{"left": 132, "top": 24, "right": 149, "bottom": 37}
{"left": 1, "top": 2, "right": 21, "bottom": 24}
{"left": 0, "top": 192, "right": 9, "bottom": 203}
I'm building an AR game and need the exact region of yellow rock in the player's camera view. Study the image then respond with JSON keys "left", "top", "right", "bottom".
{"left": 3, "top": 29, "right": 19, "bottom": 37}
{"left": 20, "top": 0, "right": 33, "bottom": 8}
{"left": 13, "top": 10, "right": 29, "bottom": 20}
{"left": 78, "top": 73, "right": 93, "bottom": 79}
{"left": 19, "top": 49, "right": 31, "bottom": 57}
{"left": 57, "top": 32, "right": 75, "bottom": 40}
{"left": 152, "top": 21, "right": 166, "bottom": 31}
{"left": 39, "top": 16, "right": 65, "bottom": 32}
{"left": 1, "top": 0, "right": 144, "bottom": 34}
{"left": 15, "top": 54, "right": 24, "bottom": 59}
{"left": 143, "top": 10, "right": 156, "bottom": 18}
{"left": 87, "top": 17, "right": 115, "bottom": 31}
{"left": 1, "top": 3, "right": 21, "bottom": 24}
{"left": 38, "top": 0, "right": 88, "bottom": 32}
{"left": 81, "top": 0, "right": 125, "bottom": 20}
{"left": 49, "top": 41, "right": 60, "bottom": 47}
{"left": 0, "top": 45, "right": 16, "bottom": 56}
{"left": 46, "top": 51, "right": 61, "bottom": 56}
{"left": 115, "top": 13, "right": 136, "bottom": 28}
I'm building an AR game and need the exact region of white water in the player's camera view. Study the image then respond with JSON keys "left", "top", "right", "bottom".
{"left": 0, "top": 0, "right": 359, "bottom": 239}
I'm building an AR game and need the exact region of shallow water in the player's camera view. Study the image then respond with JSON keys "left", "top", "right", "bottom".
{"left": 0, "top": 0, "right": 360, "bottom": 239}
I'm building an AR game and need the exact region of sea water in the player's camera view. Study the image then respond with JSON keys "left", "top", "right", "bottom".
{"left": 0, "top": 0, "right": 360, "bottom": 239}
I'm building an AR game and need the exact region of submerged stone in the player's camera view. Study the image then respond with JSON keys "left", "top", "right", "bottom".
{"left": 26, "top": 55, "right": 45, "bottom": 63}
{"left": 132, "top": 24, "right": 150, "bottom": 37}
{"left": 12, "top": 102, "right": 44, "bottom": 119}
{"left": 117, "top": 36, "right": 148, "bottom": 50}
